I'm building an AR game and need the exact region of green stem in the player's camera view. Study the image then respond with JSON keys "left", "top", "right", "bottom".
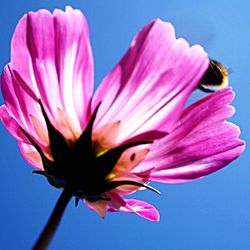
{"left": 32, "top": 188, "right": 73, "bottom": 250}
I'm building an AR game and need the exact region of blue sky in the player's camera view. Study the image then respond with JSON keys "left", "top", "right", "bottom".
{"left": 0, "top": 1, "right": 250, "bottom": 249}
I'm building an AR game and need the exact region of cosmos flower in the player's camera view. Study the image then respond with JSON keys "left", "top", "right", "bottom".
{"left": 0, "top": 6, "right": 245, "bottom": 222}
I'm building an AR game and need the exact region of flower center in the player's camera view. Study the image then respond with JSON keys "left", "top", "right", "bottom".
{"left": 20, "top": 101, "right": 158, "bottom": 204}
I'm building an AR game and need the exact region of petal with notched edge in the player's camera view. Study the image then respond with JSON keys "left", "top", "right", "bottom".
{"left": 93, "top": 19, "right": 209, "bottom": 143}
{"left": 9, "top": 6, "right": 93, "bottom": 132}
{"left": 139, "top": 88, "right": 245, "bottom": 183}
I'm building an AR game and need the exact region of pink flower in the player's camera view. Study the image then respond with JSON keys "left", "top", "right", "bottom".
{"left": 0, "top": 6, "right": 245, "bottom": 221}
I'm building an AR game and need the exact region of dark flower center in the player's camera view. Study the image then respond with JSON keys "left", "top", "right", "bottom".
{"left": 20, "top": 101, "right": 158, "bottom": 205}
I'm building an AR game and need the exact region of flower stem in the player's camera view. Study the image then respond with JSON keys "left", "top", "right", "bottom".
{"left": 32, "top": 188, "right": 73, "bottom": 250}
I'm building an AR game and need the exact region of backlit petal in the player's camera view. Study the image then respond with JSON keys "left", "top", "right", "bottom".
{"left": 85, "top": 200, "right": 108, "bottom": 218}
{"left": 140, "top": 88, "right": 245, "bottom": 183}
{"left": 1, "top": 65, "right": 41, "bottom": 135}
{"left": 0, "top": 105, "right": 28, "bottom": 142}
{"left": 107, "top": 192, "right": 159, "bottom": 221}
{"left": 93, "top": 19, "right": 209, "bottom": 143}
{"left": 18, "top": 141, "right": 43, "bottom": 169}
{"left": 10, "top": 6, "right": 93, "bottom": 132}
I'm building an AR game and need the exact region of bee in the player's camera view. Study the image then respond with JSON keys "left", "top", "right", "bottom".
{"left": 198, "top": 59, "right": 228, "bottom": 92}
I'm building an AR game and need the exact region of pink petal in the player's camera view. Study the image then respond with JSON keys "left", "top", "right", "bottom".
{"left": 1, "top": 65, "right": 40, "bottom": 133}
{"left": 9, "top": 6, "right": 93, "bottom": 131}
{"left": 139, "top": 88, "right": 245, "bottom": 183}
{"left": 1, "top": 66, "right": 49, "bottom": 149}
{"left": 0, "top": 105, "right": 46, "bottom": 169}
{"left": 85, "top": 200, "right": 108, "bottom": 219}
{"left": 18, "top": 141, "right": 43, "bottom": 169}
{"left": 93, "top": 19, "right": 209, "bottom": 143}
{"left": 53, "top": 6, "right": 94, "bottom": 130}
{"left": 122, "top": 199, "right": 160, "bottom": 222}
{"left": 107, "top": 192, "right": 159, "bottom": 221}
{"left": 0, "top": 105, "right": 28, "bottom": 142}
